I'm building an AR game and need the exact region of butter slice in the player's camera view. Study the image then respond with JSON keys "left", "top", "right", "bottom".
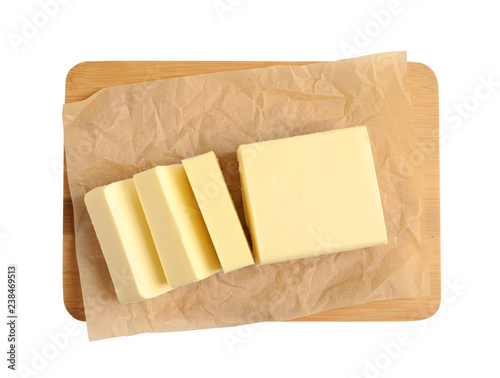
{"left": 182, "top": 152, "right": 254, "bottom": 273}
{"left": 84, "top": 179, "right": 171, "bottom": 303}
{"left": 133, "top": 165, "right": 222, "bottom": 288}
{"left": 237, "top": 126, "right": 388, "bottom": 265}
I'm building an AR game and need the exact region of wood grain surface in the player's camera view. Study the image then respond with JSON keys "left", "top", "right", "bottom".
{"left": 63, "top": 61, "right": 440, "bottom": 322}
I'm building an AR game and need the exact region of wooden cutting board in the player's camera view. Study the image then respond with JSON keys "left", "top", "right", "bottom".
{"left": 64, "top": 61, "right": 440, "bottom": 322}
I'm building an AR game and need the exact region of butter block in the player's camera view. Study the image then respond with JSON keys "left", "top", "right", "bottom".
{"left": 84, "top": 179, "right": 171, "bottom": 303}
{"left": 133, "top": 165, "right": 222, "bottom": 288}
{"left": 237, "top": 126, "right": 388, "bottom": 265}
{"left": 182, "top": 152, "right": 254, "bottom": 273}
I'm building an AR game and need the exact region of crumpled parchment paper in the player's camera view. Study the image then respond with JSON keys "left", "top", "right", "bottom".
{"left": 63, "top": 52, "right": 429, "bottom": 341}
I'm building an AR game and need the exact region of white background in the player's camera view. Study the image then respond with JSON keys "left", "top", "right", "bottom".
{"left": 1, "top": 1, "right": 499, "bottom": 377}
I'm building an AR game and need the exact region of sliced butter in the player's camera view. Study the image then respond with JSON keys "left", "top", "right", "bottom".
{"left": 182, "top": 152, "right": 254, "bottom": 273}
{"left": 84, "top": 179, "right": 171, "bottom": 303}
{"left": 237, "top": 126, "right": 388, "bottom": 265}
{"left": 133, "top": 165, "right": 222, "bottom": 288}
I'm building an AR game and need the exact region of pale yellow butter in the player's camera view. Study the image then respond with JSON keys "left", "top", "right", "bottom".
{"left": 133, "top": 165, "right": 222, "bottom": 288}
{"left": 182, "top": 152, "right": 254, "bottom": 273}
{"left": 237, "top": 126, "right": 388, "bottom": 265}
{"left": 84, "top": 179, "right": 171, "bottom": 303}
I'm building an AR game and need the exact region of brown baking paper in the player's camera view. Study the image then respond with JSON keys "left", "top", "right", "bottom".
{"left": 63, "top": 52, "right": 429, "bottom": 341}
